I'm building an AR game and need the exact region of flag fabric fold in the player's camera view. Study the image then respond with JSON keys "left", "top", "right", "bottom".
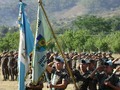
{"left": 18, "top": 2, "right": 34, "bottom": 90}
{"left": 32, "top": 3, "right": 51, "bottom": 84}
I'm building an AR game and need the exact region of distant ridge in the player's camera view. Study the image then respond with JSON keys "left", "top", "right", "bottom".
{"left": 0, "top": 0, "right": 120, "bottom": 26}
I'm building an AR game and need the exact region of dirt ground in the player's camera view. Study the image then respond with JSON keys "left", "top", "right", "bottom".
{"left": 0, "top": 54, "right": 119, "bottom": 90}
{"left": 0, "top": 68, "right": 74, "bottom": 90}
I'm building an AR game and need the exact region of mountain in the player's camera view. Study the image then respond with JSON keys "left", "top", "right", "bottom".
{"left": 0, "top": 0, "right": 38, "bottom": 26}
{"left": 0, "top": 0, "right": 120, "bottom": 26}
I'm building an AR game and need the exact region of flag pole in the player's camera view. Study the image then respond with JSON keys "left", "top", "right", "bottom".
{"left": 38, "top": 0, "right": 78, "bottom": 89}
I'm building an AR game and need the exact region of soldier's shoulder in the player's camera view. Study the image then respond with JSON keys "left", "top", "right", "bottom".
{"left": 61, "top": 69, "right": 68, "bottom": 73}
{"left": 112, "top": 74, "right": 119, "bottom": 81}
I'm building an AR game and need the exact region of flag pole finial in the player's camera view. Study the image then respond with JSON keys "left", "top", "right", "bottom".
{"left": 38, "top": 0, "right": 42, "bottom": 4}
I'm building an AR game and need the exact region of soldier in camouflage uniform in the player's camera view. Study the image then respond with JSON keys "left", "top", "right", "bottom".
{"left": 13, "top": 51, "right": 18, "bottom": 80}
{"left": 89, "top": 60, "right": 120, "bottom": 90}
{"left": 107, "top": 52, "right": 114, "bottom": 61}
{"left": 46, "top": 56, "right": 69, "bottom": 90}
{"left": 26, "top": 69, "right": 43, "bottom": 90}
{"left": 26, "top": 60, "right": 43, "bottom": 90}
{"left": 87, "top": 59, "right": 97, "bottom": 90}
{"left": 8, "top": 51, "right": 16, "bottom": 81}
{"left": 1, "top": 51, "right": 9, "bottom": 80}
{"left": 73, "top": 60, "right": 90, "bottom": 90}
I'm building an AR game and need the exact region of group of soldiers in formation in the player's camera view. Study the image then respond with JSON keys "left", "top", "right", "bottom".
{"left": 26, "top": 51, "right": 120, "bottom": 90}
{"left": 0, "top": 50, "right": 120, "bottom": 90}
{"left": 0, "top": 51, "right": 18, "bottom": 81}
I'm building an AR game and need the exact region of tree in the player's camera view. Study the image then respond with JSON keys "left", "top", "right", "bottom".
{"left": 62, "top": 30, "right": 74, "bottom": 51}
{"left": 0, "top": 32, "right": 19, "bottom": 52}
{"left": 107, "top": 17, "right": 120, "bottom": 31}
{"left": 73, "top": 15, "right": 111, "bottom": 34}
{"left": 9, "top": 26, "right": 19, "bottom": 33}
{"left": 107, "top": 31, "right": 120, "bottom": 53}
{"left": 84, "top": 37, "right": 97, "bottom": 51}
{"left": 0, "top": 25, "right": 9, "bottom": 37}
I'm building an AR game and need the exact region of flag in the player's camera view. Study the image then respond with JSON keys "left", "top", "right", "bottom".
{"left": 32, "top": 3, "right": 52, "bottom": 84}
{"left": 32, "top": 1, "right": 78, "bottom": 89}
{"left": 18, "top": 2, "right": 34, "bottom": 90}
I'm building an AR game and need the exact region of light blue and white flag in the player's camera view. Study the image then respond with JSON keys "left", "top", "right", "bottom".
{"left": 18, "top": 2, "right": 34, "bottom": 90}
{"left": 32, "top": 2, "right": 51, "bottom": 84}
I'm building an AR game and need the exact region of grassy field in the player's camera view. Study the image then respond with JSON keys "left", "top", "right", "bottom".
{"left": 0, "top": 54, "right": 119, "bottom": 90}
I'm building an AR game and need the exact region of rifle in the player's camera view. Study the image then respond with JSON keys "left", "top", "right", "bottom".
{"left": 105, "top": 66, "right": 120, "bottom": 81}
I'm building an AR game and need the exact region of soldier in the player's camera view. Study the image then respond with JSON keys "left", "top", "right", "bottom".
{"left": 0, "top": 54, "right": 2, "bottom": 66}
{"left": 102, "top": 52, "right": 108, "bottom": 62}
{"left": 1, "top": 52, "right": 9, "bottom": 80}
{"left": 46, "top": 56, "right": 69, "bottom": 90}
{"left": 102, "top": 61, "right": 120, "bottom": 90}
{"left": 87, "top": 60, "right": 97, "bottom": 90}
{"left": 8, "top": 51, "right": 16, "bottom": 81}
{"left": 54, "top": 52, "right": 59, "bottom": 58}
{"left": 46, "top": 51, "right": 52, "bottom": 81}
{"left": 72, "top": 52, "right": 78, "bottom": 69}
{"left": 13, "top": 51, "right": 18, "bottom": 80}
{"left": 64, "top": 52, "right": 72, "bottom": 69}
{"left": 26, "top": 63, "right": 43, "bottom": 90}
{"left": 89, "top": 60, "right": 120, "bottom": 90}
{"left": 26, "top": 82, "right": 43, "bottom": 90}
{"left": 107, "top": 52, "right": 114, "bottom": 61}
{"left": 73, "top": 60, "right": 90, "bottom": 90}
{"left": 96, "top": 52, "right": 104, "bottom": 72}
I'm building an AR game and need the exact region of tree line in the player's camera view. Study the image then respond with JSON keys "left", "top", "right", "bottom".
{"left": 0, "top": 15, "right": 120, "bottom": 53}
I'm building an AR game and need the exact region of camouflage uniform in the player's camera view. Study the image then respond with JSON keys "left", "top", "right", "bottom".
{"left": 51, "top": 68, "right": 69, "bottom": 90}
{"left": 26, "top": 81, "right": 43, "bottom": 90}
{"left": 25, "top": 67, "right": 43, "bottom": 90}
{"left": 87, "top": 70, "right": 97, "bottom": 90}
{"left": 1, "top": 55, "right": 9, "bottom": 80}
{"left": 8, "top": 54, "right": 16, "bottom": 80}
{"left": 97, "top": 73, "right": 120, "bottom": 90}
{"left": 88, "top": 60, "right": 97, "bottom": 90}
{"left": 73, "top": 69, "right": 90, "bottom": 90}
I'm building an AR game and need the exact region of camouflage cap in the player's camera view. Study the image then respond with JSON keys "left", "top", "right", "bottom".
{"left": 104, "top": 60, "right": 113, "bottom": 66}
{"left": 55, "top": 56, "right": 64, "bottom": 63}
{"left": 80, "top": 60, "right": 88, "bottom": 64}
